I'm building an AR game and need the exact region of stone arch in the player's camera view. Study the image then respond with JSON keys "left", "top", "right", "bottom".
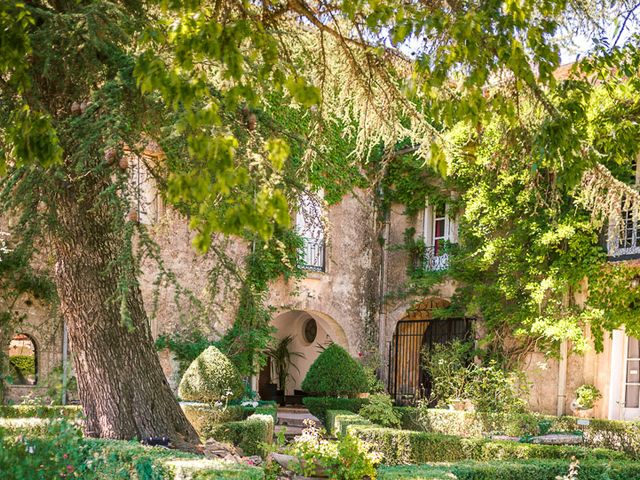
{"left": 259, "top": 309, "right": 349, "bottom": 399}
{"left": 8, "top": 332, "right": 38, "bottom": 386}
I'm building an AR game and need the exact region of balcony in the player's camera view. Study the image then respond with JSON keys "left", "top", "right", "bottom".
{"left": 300, "top": 237, "right": 325, "bottom": 272}
{"left": 415, "top": 245, "right": 449, "bottom": 271}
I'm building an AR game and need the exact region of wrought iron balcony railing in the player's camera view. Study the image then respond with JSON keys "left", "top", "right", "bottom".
{"left": 300, "top": 237, "right": 325, "bottom": 272}
{"left": 416, "top": 245, "right": 449, "bottom": 271}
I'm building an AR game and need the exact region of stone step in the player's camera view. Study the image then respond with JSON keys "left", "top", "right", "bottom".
{"left": 276, "top": 411, "right": 320, "bottom": 428}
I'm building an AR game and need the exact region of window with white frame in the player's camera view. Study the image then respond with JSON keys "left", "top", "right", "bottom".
{"left": 608, "top": 158, "right": 640, "bottom": 258}
{"left": 296, "top": 192, "right": 325, "bottom": 272}
{"left": 422, "top": 202, "right": 455, "bottom": 271}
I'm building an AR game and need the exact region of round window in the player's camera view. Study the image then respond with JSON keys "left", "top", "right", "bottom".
{"left": 303, "top": 318, "right": 317, "bottom": 344}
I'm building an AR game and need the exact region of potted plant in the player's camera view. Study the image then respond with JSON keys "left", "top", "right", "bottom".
{"left": 266, "top": 335, "right": 304, "bottom": 406}
{"left": 571, "top": 384, "right": 601, "bottom": 418}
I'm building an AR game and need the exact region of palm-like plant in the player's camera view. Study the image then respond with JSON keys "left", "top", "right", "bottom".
{"left": 266, "top": 335, "right": 305, "bottom": 392}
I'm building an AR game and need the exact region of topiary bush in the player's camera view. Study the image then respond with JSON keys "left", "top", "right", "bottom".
{"left": 301, "top": 344, "right": 368, "bottom": 397}
{"left": 202, "top": 414, "right": 274, "bottom": 457}
{"left": 178, "top": 346, "right": 243, "bottom": 404}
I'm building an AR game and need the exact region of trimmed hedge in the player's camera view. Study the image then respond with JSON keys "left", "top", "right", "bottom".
{"left": 397, "top": 407, "right": 640, "bottom": 457}
{"left": 327, "top": 409, "right": 373, "bottom": 436}
{"left": 301, "top": 344, "right": 369, "bottom": 397}
{"left": 0, "top": 432, "right": 263, "bottom": 480}
{"left": 202, "top": 414, "right": 274, "bottom": 457}
{"left": 378, "top": 460, "right": 640, "bottom": 480}
{"left": 0, "top": 405, "right": 82, "bottom": 419}
{"left": 181, "top": 402, "right": 278, "bottom": 438}
{"left": 302, "top": 396, "right": 369, "bottom": 424}
{"left": 349, "top": 423, "right": 626, "bottom": 465}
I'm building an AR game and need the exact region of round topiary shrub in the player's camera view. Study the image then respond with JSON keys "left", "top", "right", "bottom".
{"left": 301, "top": 344, "right": 369, "bottom": 397}
{"left": 178, "top": 346, "right": 244, "bottom": 403}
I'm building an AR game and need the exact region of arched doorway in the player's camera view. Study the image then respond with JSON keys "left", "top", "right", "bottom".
{"left": 387, "top": 298, "right": 472, "bottom": 404}
{"left": 258, "top": 310, "right": 348, "bottom": 404}
{"left": 8, "top": 333, "right": 38, "bottom": 386}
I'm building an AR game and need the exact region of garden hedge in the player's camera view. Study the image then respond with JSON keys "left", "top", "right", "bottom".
{"left": 202, "top": 413, "right": 274, "bottom": 457}
{"left": 327, "top": 409, "right": 373, "bottom": 436}
{"left": 377, "top": 460, "right": 640, "bottom": 480}
{"left": 0, "top": 405, "right": 82, "bottom": 419}
{"left": 181, "top": 402, "right": 278, "bottom": 438}
{"left": 348, "top": 423, "right": 626, "bottom": 465}
{"left": 302, "top": 396, "right": 369, "bottom": 424}
{"left": 0, "top": 432, "right": 263, "bottom": 480}
{"left": 396, "top": 407, "right": 640, "bottom": 457}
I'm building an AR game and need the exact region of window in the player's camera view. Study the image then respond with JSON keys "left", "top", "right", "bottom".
{"left": 422, "top": 202, "right": 454, "bottom": 271}
{"left": 608, "top": 159, "right": 640, "bottom": 259}
{"left": 296, "top": 193, "right": 325, "bottom": 272}
{"left": 129, "top": 156, "right": 164, "bottom": 225}
{"left": 626, "top": 337, "right": 640, "bottom": 409}
{"left": 302, "top": 318, "right": 318, "bottom": 344}
{"left": 8, "top": 333, "right": 37, "bottom": 385}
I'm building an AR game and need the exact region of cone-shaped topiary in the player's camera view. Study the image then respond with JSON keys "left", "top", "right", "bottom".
{"left": 301, "top": 344, "right": 369, "bottom": 397}
{"left": 178, "top": 346, "right": 244, "bottom": 403}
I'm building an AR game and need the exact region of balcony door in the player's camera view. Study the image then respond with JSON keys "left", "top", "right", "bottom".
{"left": 296, "top": 192, "right": 325, "bottom": 272}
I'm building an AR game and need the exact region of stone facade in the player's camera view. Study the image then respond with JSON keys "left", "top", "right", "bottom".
{"left": 3, "top": 179, "right": 639, "bottom": 422}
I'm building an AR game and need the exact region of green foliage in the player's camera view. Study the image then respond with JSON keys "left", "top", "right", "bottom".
{"left": 327, "top": 410, "right": 374, "bottom": 436}
{"left": 0, "top": 418, "right": 263, "bottom": 479}
{"left": 265, "top": 335, "right": 304, "bottom": 391}
{"left": 178, "top": 346, "right": 243, "bottom": 404}
{"left": 202, "top": 414, "right": 274, "bottom": 457}
{"left": 378, "top": 459, "right": 640, "bottom": 480}
{"left": 346, "top": 422, "right": 627, "bottom": 466}
{"left": 301, "top": 344, "right": 369, "bottom": 397}
{"left": 285, "top": 421, "right": 380, "bottom": 480}
{"left": 156, "top": 331, "right": 214, "bottom": 375}
{"left": 0, "top": 405, "right": 82, "bottom": 419}
{"left": 422, "top": 341, "right": 529, "bottom": 414}
{"left": 8, "top": 355, "right": 34, "bottom": 376}
{"left": 303, "top": 397, "right": 370, "bottom": 425}
{"left": 359, "top": 394, "right": 402, "bottom": 428}
{"left": 396, "top": 407, "right": 640, "bottom": 458}
{"left": 575, "top": 384, "right": 602, "bottom": 410}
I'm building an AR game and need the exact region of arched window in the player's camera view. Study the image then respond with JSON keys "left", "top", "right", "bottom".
{"left": 8, "top": 333, "right": 37, "bottom": 385}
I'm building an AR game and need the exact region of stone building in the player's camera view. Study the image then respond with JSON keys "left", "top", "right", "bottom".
{"left": 3, "top": 155, "right": 640, "bottom": 423}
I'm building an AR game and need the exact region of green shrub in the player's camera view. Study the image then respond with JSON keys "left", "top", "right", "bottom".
{"left": 409, "top": 407, "right": 540, "bottom": 437}
{"left": 359, "top": 393, "right": 401, "bottom": 428}
{"left": 301, "top": 344, "right": 369, "bottom": 397}
{"left": 0, "top": 405, "right": 82, "bottom": 419}
{"left": 178, "top": 346, "right": 244, "bottom": 404}
{"left": 575, "top": 384, "right": 602, "bottom": 409}
{"left": 9, "top": 355, "right": 35, "bottom": 376}
{"left": 181, "top": 403, "right": 245, "bottom": 435}
{"left": 285, "top": 420, "right": 380, "bottom": 479}
{"left": 202, "top": 414, "right": 274, "bottom": 457}
{"left": 346, "top": 422, "right": 627, "bottom": 465}
{"left": 327, "top": 410, "right": 373, "bottom": 436}
{"left": 302, "top": 396, "right": 369, "bottom": 424}
{"left": 377, "top": 460, "right": 640, "bottom": 480}
{"left": 399, "top": 407, "right": 640, "bottom": 457}
{"left": 0, "top": 418, "right": 264, "bottom": 480}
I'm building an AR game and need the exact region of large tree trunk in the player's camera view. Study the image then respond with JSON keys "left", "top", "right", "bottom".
{"left": 52, "top": 189, "right": 198, "bottom": 447}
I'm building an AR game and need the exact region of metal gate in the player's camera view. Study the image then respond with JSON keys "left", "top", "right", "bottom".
{"left": 388, "top": 318, "right": 473, "bottom": 404}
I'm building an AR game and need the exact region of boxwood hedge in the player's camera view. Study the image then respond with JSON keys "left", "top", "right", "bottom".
{"left": 378, "top": 460, "right": 640, "bottom": 480}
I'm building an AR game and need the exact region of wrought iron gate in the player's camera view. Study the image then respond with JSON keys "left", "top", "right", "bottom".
{"left": 388, "top": 317, "right": 473, "bottom": 404}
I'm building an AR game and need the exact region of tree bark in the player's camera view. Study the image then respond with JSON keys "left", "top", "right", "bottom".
{"left": 52, "top": 188, "right": 198, "bottom": 447}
